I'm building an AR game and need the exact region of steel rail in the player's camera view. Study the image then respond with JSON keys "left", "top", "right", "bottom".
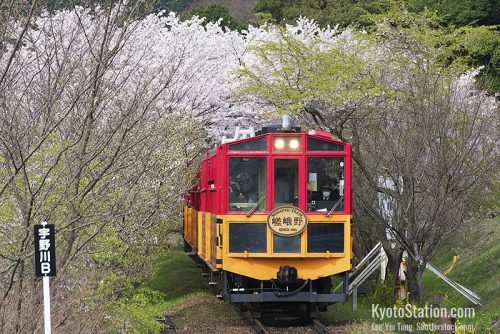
{"left": 242, "top": 309, "right": 270, "bottom": 334}
{"left": 312, "top": 318, "right": 333, "bottom": 334}
{"left": 253, "top": 318, "right": 270, "bottom": 334}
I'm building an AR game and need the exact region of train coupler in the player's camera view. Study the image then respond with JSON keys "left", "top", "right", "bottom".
{"left": 277, "top": 265, "right": 298, "bottom": 285}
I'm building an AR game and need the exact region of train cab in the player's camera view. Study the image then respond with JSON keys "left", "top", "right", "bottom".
{"left": 183, "top": 122, "right": 352, "bottom": 309}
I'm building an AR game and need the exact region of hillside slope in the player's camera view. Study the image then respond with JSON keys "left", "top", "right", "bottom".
{"left": 422, "top": 218, "right": 499, "bottom": 330}
{"left": 186, "top": 0, "right": 259, "bottom": 24}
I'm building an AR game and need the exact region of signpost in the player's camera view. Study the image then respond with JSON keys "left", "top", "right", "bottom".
{"left": 34, "top": 222, "right": 56, "bottom": 334}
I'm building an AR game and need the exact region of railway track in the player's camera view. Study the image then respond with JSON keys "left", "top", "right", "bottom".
{"left": 252, "top": 317, "right": 269, "bottom": 334}
{"left": 312, "top": 318, "right": 334, "bottom": 334}
{"left": 243, "top": 307, "right": 335, "bottom": 334}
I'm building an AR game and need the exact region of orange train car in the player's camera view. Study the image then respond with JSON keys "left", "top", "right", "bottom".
{"left": 183, "top": 122, "right": 352, "bottom": 312}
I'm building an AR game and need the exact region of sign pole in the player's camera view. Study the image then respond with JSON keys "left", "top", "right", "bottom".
{"left": 42, "top": 276, "right": 52, "bottom": 334}
{"left": 34, "top": 221, "right": 56, "bottom": 334}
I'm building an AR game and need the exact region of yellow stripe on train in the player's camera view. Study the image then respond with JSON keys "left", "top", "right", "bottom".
{"left": 184, "top": 207, "right": 352, "bottom": 281}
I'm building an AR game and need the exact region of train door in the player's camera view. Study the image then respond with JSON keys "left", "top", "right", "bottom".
{"left": 274, "top": 159, "right": 299, "bottom": 207}
{"left": 273, "top": 158, "right": 302, "bottom": 254}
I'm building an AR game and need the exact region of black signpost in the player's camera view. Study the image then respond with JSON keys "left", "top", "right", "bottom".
{"left": 34, "top": 223, "right": 56, "bottom": 277}
{"left": 34, "top": 222, "right": 56, "bottom": 334}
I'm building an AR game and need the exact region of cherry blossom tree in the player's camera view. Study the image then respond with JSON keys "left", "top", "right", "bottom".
{"left": 1, "top": 2, "right": 495, "bottom": 331}
{"left": 235, "top": 15, "right": 499, "bottom": 302}
{"left": 0, "top": 3, "right": 251, "bottom": 332}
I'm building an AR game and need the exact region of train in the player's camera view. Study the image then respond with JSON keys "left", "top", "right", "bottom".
{"left": 183, "top": 120, "right": 352, "bottom": 313}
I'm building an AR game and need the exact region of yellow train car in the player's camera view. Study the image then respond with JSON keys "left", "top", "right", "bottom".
{"left": 183, "top": 124, "right": 352, "bottom": 311}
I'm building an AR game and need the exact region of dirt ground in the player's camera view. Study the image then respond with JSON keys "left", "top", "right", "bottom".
{"left": 166, "top": 295, "right": 253, "bottom": 334}
{"left": 165, "top": 295, "right": 354, "bottom": 334}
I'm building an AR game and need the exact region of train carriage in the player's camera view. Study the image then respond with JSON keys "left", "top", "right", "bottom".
{"left": 183, "top": 121, "right": 352, "bottom": 311}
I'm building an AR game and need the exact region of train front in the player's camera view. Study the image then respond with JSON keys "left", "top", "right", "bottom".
{"left": 184, "top": 125, "right": 352, "bottom": 311}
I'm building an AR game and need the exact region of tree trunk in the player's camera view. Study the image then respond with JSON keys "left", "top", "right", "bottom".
{"left": 407, "top": 257, "right": 425, "bottom": 303}
{"left": 382, "top": 241, "right": 403, "bottom": 298}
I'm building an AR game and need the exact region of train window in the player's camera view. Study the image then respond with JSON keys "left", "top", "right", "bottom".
{"left": 273, "top": 235, "right": 300, "bottom": 253}
{"left": 229, "top": 223, "right": 267, "bottom": 253}
{"left": 307, "top": 223, "right": 344, "bottom": 253}
{"left": 307, "top": 158, "right": 344, "bottom": 213}
{"left": 229, "top": 137, "right": 267, "bottom": 151}
{"left": 308, "top": 138, "right": 343, "bottom": 151}
{"left": 229, "top": 158, "right": 266, "bottom": 212}
{"left": 274, "top": 159, "right": 298, "bottom": 207}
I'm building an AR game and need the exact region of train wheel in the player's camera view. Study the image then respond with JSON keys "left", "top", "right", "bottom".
{"left": 183, "top": 240, "right": 191, "bottom": 252}
{"left": 239, "top": 303, "right": 248, "bottom": 312}
{"left": 316, "top": 277, "right": 332, "bottom": 294}
{"left": 305, "top": 303, "right": 313, "bottom": 318}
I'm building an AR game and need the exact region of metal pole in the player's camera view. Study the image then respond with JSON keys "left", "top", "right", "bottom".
{"left": 43, "top": 276, "right": 52, "bottom": 334}
{"left": 353, "top": 285, "right": 358, "bottom": 311}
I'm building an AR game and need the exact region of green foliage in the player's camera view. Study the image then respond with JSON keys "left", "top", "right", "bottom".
{"left": 407, "top": 0, "right": 500, "bottom": 27}
{"left": 237, "top": 27, "right": 388, "bottom": 122}
{"left": 322, "top": 219, "right": 498, "bottom": 331}
{"left": 443, "top": 25, "right": 500, "bottom": 92}
{"left": 479, "top": 178, "right": 500, "bottom": 217}
{"left": 365, "top": 276, "right": 396, "bottom": 307}
{"left": 364, "top": 5, "right": 500, "bottom": 92}
{"left": 254, "top": 1, "right": 500, "bottom": 91}
{"left": 185, "top": 4, "right": 246, "bottom": 31}
{"left": 107, "top": 288, "right": 169, "bottom": 334}
{"left": 255, "top": 0, "right": 499, "bottom": 29}
{"left": 105, "top": 248, "right": 210, "bottom": 333}
{"left": 254, "top": 0, "right": 393, "bottom": 28}
{"left": 254, "top": 0, "right": 291, "bottom": 23}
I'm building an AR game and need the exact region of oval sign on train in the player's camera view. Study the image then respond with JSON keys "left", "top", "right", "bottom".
{"left": 267, "top": 205, "right": 308, "bottom": 237}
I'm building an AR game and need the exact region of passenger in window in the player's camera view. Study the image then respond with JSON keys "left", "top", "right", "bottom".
{"left": 329, "top": 179, "right": 341, "bottom": 201}
{"left": 313, "top": 179, "right": 340, "bottom": 201}
{"left": 312, "top": 184, "right": 331, "bottom": 201}
{"left": 230, "top": 176, "right": 245, "bottom": 203}
{"left": 230, "top": 171, "right": 257, "bottom": 203}
{"left": 320, "top": 185, "right": 333, "bottom": 200}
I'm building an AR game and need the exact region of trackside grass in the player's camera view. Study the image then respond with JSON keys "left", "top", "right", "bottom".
{"left": 149, "top": 248, "right": 246, "bottom": 333}
{"left": 148, "top": 248, "right": 209, "bottom": 299}
{"left": 421, "top": 218, "right": 499, "bottom": 332}
{"left": 133, "top": 216, "right": 497, "bottom": 334}
{"left": 320, "top": 218, "right": 499, "bottom": 333}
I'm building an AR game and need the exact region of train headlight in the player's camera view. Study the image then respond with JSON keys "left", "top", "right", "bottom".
{"left": 274, "top": 138, "right": 285, "bottom": 150}
{"left": 289, "top": 138, "right": 300, "bottom": 150}
{"left": 274, "top": 137, "right": 301, "bottom": 151}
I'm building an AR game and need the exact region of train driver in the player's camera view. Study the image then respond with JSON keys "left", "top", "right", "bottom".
{"left": 312, "top": 179, "right": 337, "bottom": 200}
{"left": 230, "top": 171, "right": 258, "bottom": 203}
{"left": 319, "top": 184, "right": 334, "bottom": 201}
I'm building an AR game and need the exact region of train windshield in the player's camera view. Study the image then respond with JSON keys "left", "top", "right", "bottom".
{"left": 307, "top": 158, "right": 345, "bottom": 212}
{"left": 229, "top": 158, "right": 266, "bottom": 212}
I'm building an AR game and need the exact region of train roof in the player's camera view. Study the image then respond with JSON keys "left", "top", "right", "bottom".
{"left": 219, "top": 125, "right": 346, "bottom": 147}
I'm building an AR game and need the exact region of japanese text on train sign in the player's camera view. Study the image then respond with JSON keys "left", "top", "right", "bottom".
{"left": 267, "top": 206, "right": 308, "bottom": 237}
{"left": 34, "top": 222, "right": 56, "bottom": 277}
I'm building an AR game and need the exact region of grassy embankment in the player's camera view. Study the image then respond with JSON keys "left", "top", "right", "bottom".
{"left": 148, "top": 248, "right": 245, "bottom": 333}
{"left": 422, "top": 218, "right": 499, "bottom": 331}
{"left": 322, "top": 218, "right": 499, "bottom": 333}
{"left": 138, "top": 217, "right": 497, "bottom": 333}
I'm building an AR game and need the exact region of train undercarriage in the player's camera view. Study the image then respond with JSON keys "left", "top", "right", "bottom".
{"left": 219, "top": 271, "right": 348, "bottom": 309}
{"left": 186, "top": 246, "right": 349, "bottom": 315}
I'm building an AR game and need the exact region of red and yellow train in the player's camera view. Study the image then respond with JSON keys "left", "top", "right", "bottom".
{"left": 183, "top": 123, "right": 352, "bottom": 312}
